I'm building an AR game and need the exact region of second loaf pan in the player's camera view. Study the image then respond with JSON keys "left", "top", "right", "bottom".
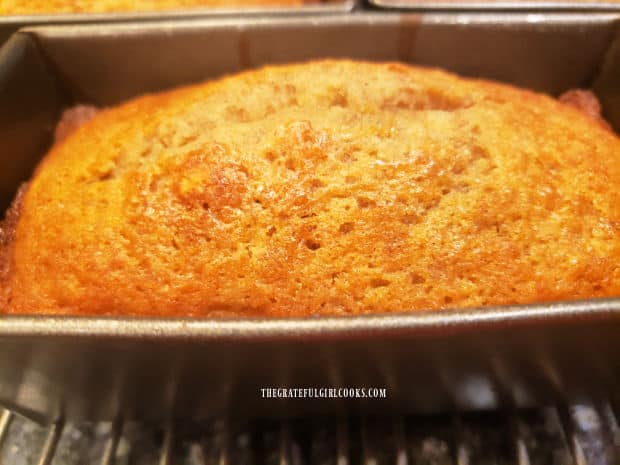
{"left": 0, "top": 0, "right": 355, "bottom": 47}
{"left": 365, "top": 0, "right": 620, "bottom": 12}
{"left": 1, "top": 13, "right": 620, "bottom": 422}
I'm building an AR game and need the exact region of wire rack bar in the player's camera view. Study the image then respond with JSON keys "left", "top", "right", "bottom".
{"left": 99, "top": 418, "right": 123, "bottom": 465}
{"left": 36, "top": 419, "right": 63, "bottom": 465}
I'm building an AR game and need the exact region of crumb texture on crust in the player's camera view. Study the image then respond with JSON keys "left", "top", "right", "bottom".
{"left": 4, "top": 60, "right": 620, "bottom": 317}
{"left": 0, "top": 0, "right": 303, "bottom": 14}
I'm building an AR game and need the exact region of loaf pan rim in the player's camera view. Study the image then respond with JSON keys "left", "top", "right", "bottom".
{"left": 0, "top": 298, "right": 618, "bottom": 340}
{"left": 366, "top": 0, "right": 620, "bottom": 11}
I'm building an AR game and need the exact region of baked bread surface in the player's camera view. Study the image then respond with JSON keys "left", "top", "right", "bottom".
{"left": 3, "top": 60, "right": 620, "bottom": 317}
{"left": 0, "top": 0, "right": 302, "bottom": 14}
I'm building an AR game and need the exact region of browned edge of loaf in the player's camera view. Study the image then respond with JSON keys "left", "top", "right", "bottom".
{"left": 0, "top": 105, "right": 99, "bottom": 310}
{"left": 0, "top": 183, "right": 28, "bottom": 309}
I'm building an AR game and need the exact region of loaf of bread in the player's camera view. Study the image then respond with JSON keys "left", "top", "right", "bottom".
{"left": 2, "top": 60, "right": 620, "bottom": 317}
{"left": 0, "top": 0, "right": 303, "bottom": 14}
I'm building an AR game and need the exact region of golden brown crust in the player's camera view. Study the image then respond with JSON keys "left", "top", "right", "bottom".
{"left": 0, "top": 184, "right": 28, "bottom": 309}
{"left": 0, "top": 0, "right": 304, "bottom": 14}
{"left": 4, "top": 59, "right": 620, "bottom": 318}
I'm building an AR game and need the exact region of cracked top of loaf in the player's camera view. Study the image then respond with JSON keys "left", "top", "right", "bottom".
{"left": 2, "top": 59, "right": 620, "bottom": 317}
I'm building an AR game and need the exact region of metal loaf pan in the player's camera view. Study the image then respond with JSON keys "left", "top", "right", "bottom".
{"left": 365, "top": 0, "right": 620, "bottom": 12}
{"left": 1, "top": 14, "right": 620, "bottom": 423}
